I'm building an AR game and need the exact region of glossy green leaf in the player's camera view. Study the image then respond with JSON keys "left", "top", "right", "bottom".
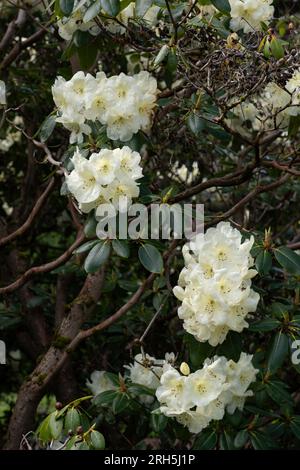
{"left": 270, "top": 36, "right": 285, "bottom": 59}
{"left": 211, "top": 0, "right": 230, "bottom": 13}
{"left": 234, "top": 429, "right": 248, "bottom": 448}
{"left": 112, "top": 239, "right": 130, "bottom": 258}
{"left": 255, "top": 250, "right": 272, "bottom": 275}
{"left": 65, "top": 408, "right": 81, "bottom": 432}
{"left": 84, "top": 241, "right": 110, "bottom": 273}
{"left": 249, "top": 318, "right": 280, "bottom": 332}
{"left": 90, "top": 430, "right": 105, "bottom": 449}
{"left": 193, "top": 430, "right": 217, "bottom": 450}
{"left": 73, "top": 240, "right": 99, "bottom": 254}
{"left": 101, "top": 0, "right": 120, "bottom": 16}
{"left": 83, "top": 0, "right": 102, "bottom": 22}
{"left": 59, "top": 0, "right": 75, "bottom": 16}
{"left": 150, "top": 412, "right": 168, "bottom": 433}
{"left": 274, "top": 246, "right": 300, "bottom": 275}
{"left": 94, "top": 390, "right": 117, "bottom": 407}
{"left": 187, "top": 112, "right": 205, "bottom": 135}
{"left": 135, "top": 0, "right": 152, "bottom": 17}
{"left": 267, "top": 331, "right": 289, "bottom": 372}
{"left": 138, "top": 244, "right": 163, "bottom": 273}
{"left": 39, "top": 115, "right": 56, "bottom": 142}
{"left": 112, "top": 393, "right": 129, "bottom": 414}
{"left": 49, "top": 412, "right": 63, "bottom": 440}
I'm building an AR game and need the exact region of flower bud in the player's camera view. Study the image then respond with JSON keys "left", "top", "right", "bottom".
{"left": 180, "top": 362, "right": 190, "bottom": 376}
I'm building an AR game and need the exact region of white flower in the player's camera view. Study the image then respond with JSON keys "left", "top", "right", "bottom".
{"left": 0, "top": 80, "right": 6, "bottom": 105}
{"left": 65, "top": 147, "right": 142, "bottom": 213}
{"left": 156, "top": 353, "right": 257, "bottom": 434}
{"left": 229, "top": 0, "right": 274, "bottom": 34}
{"left": 86, "top": 370, "right": 117, "bottom": 396}
{"left": 124, "top": 352, "right": 174, "bottom": 404}
{"left": 57, "top": 2, "right": 100, "bottom": 41}
{"left": 89, "top": 149, "right": 120, "bottom": 185}
{"left": 114, "top": 146, "right": 143, "bottom": 180}
{"left": 66, "top": 150, "right": 101, "bottom": 203}
{"left": 173, "top": 222, "right": 259, "bottom": 346}
{"left": 52, "top": 70, "right": 157, "bottom": 143}
{"left": 156, "top": 364, "right": 190, "bottom": 410}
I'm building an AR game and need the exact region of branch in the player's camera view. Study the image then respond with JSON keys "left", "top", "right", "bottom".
{"left": 0, "top": 28, "right": 46, "bottom": 70}
{"left": 0, "top": 9, "right": 27, "bottom": 54}
{"left": 206, "top": 174, "right": 290, "bottom": 227}
{"left": 0, "top": 177, "right": 55, "bottom": 248}
{"left": 50, "top": 240, "right": 180, "bottom": 374}
{"left": 170, "top": 163, "right": 255, "bottom": 203}
{"left": 0, "top": 231, "right": 85, "bottom": 294}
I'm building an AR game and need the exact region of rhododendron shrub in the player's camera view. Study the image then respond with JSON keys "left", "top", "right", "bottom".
{"left": 0, "top": 0, "right": 300, "bottom": 452}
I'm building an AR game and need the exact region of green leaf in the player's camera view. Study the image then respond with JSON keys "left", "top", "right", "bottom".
{"left": 77, "top": 441, "right": 89, "bottom": 450}
{"left": 90, "top": 430, "right": 105, "bottom": 449}
{"left": 255, "top": 250, "right": 272, "bottom": 275}
{"left": 101, "top": 0, "right": 120, "bottom": 16}
{"left": 84, "top": 241, "right": 110, "bottom": 273}
{"left": 73, "top": 30, "right": 91, "bottom": 47}
{"left": 211, "top": 0, "right": 230, "bottom": 13}
{"left": 250, "top": 431, "right": 276, "bottom": 450}
{"left": 153, "top": 44, "right": 169, "bottom": 68}
{"left": 263, "top": 38, "right": 271, "bottom": 59}
{"left": 77, "top": 41, "right": 98, "bottom": 70}
{"left": 234, "top": 429, "right": 248, "bottom": 449}
{"left": 39, "top": 115, "right": 56, "bottom": 142}
{"left": 94, "top": 390, "right": 117, "bottom": 407}
{"left": 84, "top": 213, "right": 97, "bottom": 238}
{"left": 274, "top": 246, "right": 300, "bottom": 275}
{"left": 37, "top": 414, "right": 52, "bottom": 443}
{"left": 73, "top": 240, "right": 99, "bottom": 254}
{"left": 290, "top": 416, "right": 300, "bottom": 440}
{"left": 138, "top": 244, "right": 163, "bottom": 273}
{"left": 270, "top": 36, "right": 285, "bottom": 59}
{"left": 193, "top": 430, "right": 217, "bottom": 450}
{"left": 271, "top": 302, "right": 291, "bottom": 319}
{"left": 65, "top": 408, "right": 81, "bottom": 432}
{"left": 266, "top": 380, "right": 293, "bottom": 406}
{"left": 128, "top": 383, "right": 155, "bottom": 397}
{"left": 112, "top": 393, "right": 129, "bottom": 414}
{"left": 104, "top": 372, "right": 120, "bottom": 387}
{"left": 150, "top": 412, "right": 168, "bottom": 433}
{"left": 83, "top": 0, "right": 102, "bottom": 22}
{"left": 59, "top": 0, "right": 75, "bottom": 16}
{"left": 249, "top": 318, "right": 280, "bottom": 332}
{"left": 135, "top": 0, "right": 152, "bottom": 17}
{"left": 219, "top": 430, "right": 235, "bottom": 450}
{"left": 112, "top": 239, "right": 130, "bottom": 258}
{"left": 267, "top": 331, "right": 289, "bottom": 372}
{"left": 49, "top": 412, "right": 63, "bottom": 440}
{"left": 187, "top": 112, "right": 205, "bottom": 135}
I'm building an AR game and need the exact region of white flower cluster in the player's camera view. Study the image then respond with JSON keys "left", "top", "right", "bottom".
{"left": 229, "top": 0, "right": 274, "bottom": 33}
{"left": 107, "top": 2, "right": 160, "bottom": 35}
{"left": 124, "top": 352, "right": 175, "bottom": 404}
{"left": 52, "top": 70, "right": 157, "bottom": 143}
{"left": 57, "top": 1, "right": 100, "bottom": 41}
{"left": 173, "top": 222, "right": 259, "bottom": 346}
{"left": 228, "top": 72, "right": 300, "bottom": 136}
{"left": 66, "top": 146, "right": 143, "bottom": 213}
{"left": 156, "top": 353, "right": 258, "bottom": 434}
{"left": 86, "top": 370, "right": 117, "bottom": 396}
